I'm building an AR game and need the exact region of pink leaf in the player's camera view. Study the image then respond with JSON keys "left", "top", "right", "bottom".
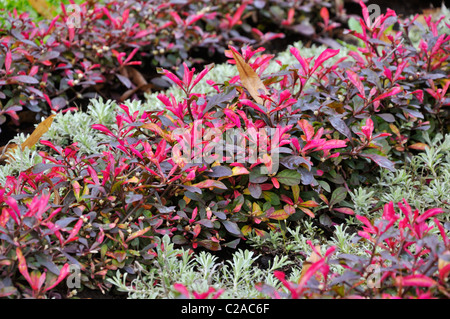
{"left": 319, "top": 139, "right": 347, "bottom": 150}
{"left": 396, "top": 274, "right": 437, "bottom": 287}
{"left": 224, "top": 109, "right": 241, "bottom": 128}
{"left": 64, "top": 217, "right": 84, "bottom": 245}
{"left": 361, "top": 117, "right": 374, "bottom": 140}
{"left": 290, "top": 47, "right": 310, "bottom": 74}
{"left": 16, "top": 248, "right": 33, "bottom": 289}
{"left": 416, "top": 208, "right": 443, "bottom": 224}
{"left": 346, "top": 70, "right": 365, "bottom": 98}
{"left": 173, "top": 283, "right": 190, "bottom": 298}
{"left": 92, "top": 124, "right": 114, "bottom": 137}
{"left": 311, "top": 49, "right": 340, "bottom": 74}
{"left": 45, "top": 264, "right": 70, "bottom": 291}
{"left": 372, "top": 87, "right": 403, "bottom": 103}
{"left": 5, "top": 50, "right": 12, "bottom": 74}
{"left": 333, "top": 207, "right": 355, "bottom": 215}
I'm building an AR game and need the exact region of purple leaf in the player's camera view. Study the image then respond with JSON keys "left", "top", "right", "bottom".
{"left": 360, "top": 153, "right": 396, "bottom": 172}
{"left": 10, "top": 75, "right": 39, "bottom": 84}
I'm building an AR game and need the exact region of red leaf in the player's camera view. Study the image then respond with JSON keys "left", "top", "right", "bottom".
{"left": 230, "top": 2, "right": 247, "bottom": 28}
{"left": 320, "top": 7, "right": 329, "bottom": 25}
{"left": 416, "top": 208, "right": 443, "bottom": 224}
{"left": 126, "top": 226, "right": 152, "bottom": 242}
{"left": 439, "top": 264, "right": 450, "bottom": 282}
{"left": 5, "top": 50, "right": 12, "bottom": 74}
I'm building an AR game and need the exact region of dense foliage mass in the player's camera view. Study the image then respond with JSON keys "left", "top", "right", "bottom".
{"left": 0, "top": 0, "right": 449, "bottom": 299}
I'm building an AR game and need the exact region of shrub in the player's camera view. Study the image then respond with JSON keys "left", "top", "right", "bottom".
{"left": 257, "top": 200, "right": 450, "bottom": 299}
{"left": 0, "top": 0, "right": 345, "bottom": 132}
{"left": 1, "top": 2, "right": 449, "bottom": 298}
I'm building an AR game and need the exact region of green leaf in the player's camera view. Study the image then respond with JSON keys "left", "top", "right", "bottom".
{"left": 172, "top": 235, "right": 188, "bottom": 245}
{"left": 275, "top": 169, "right": 302, "bottom": 186}
{"left": 348, "top": 17, "right": 363, "bottom": 33}
{"left": 329, "top": 187, "right": 348, "bottom": 207}
{"left": 263, "top": 191, "right": 280, "bottom": 206}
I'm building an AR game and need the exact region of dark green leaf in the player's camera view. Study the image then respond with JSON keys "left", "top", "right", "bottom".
{"left": 330, "top": 187, "right": 348, "bottom": 207}
{"left": 275, "top": 169, "right": 301, "bottom": 186}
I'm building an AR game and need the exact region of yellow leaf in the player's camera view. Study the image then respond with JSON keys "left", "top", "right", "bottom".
{"left": 252, "top": 202, "right": 262, "bottom": 214}
{"left": 241, "top": 225, "right": 252, "bottom": 236}
{"left": 267, "top": 209, "right": 290, "bottom": 220}
{"left": 389, "top": 124, "right": 400, "bottom": 137}
{"left": 292, "top": 185, "right": 300, "bottom": 203}
{"left": 28, "top": 0, "right": 56, "bottom": 19}
{"left": 229, "top": 47, "right": 269, "bottom": 105}
{"left": 232, "top": 166, "right": 250, "bottom": 176}
{"left": 21, "top": 114, "right": 56, "bottom": 151}
{"left": 439, "top": 250, "right": 450, "bottom": 271}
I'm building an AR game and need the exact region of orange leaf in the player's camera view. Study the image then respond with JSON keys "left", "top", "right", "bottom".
{"left": 299, "top": 207, "right": 315, "bottom": 218}
{"left": 21, "top": 114, "right": 56, "bottom": 151}
{"left": 192, "top": 179, "right": 227, "bottom": 190}
{"left": 126, "top": 226, "right": 152, "bottom": 242}
{"left": 299, "top": 200, "right": 319, "bottom": 208}
{"left": 319, "top": 194, "right": 329, "bottom": 205}
{"left": 267, "top": 209, "right": 290, "bottom": 220}
{"left": 229, "top": 46, "right": 269, "bottom": 105}
{"left": 298, "top": 245, "right": 322, "bottom": 284}
{"left": 408, "top": 143, "right": 429, "bottom": 150}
